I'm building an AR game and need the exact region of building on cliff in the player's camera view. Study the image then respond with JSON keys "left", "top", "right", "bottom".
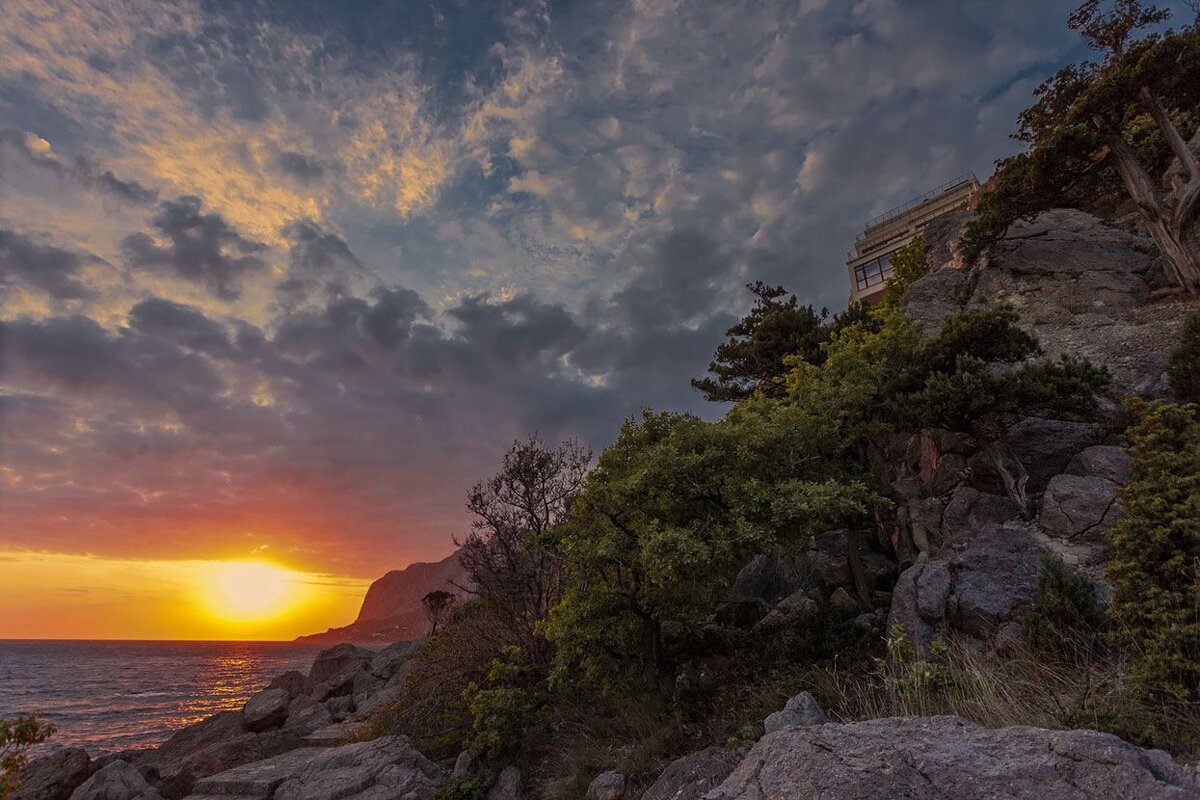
{"left": 846, "top": 173, "right": 979, "bottom": 305}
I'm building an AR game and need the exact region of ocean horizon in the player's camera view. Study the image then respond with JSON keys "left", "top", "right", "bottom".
{"left": 0, "top": 639, "right": 329, "bottom": 754}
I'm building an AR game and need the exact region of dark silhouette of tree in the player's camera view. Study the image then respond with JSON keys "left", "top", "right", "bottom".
{"left": 421, "top": 589, "right": 456, "bottom": 636}
{"left": 692, "top": 282, "right": 831, "bottom": 402}
{"left": 455, "top": 435, "right": 591, "bottom": 666}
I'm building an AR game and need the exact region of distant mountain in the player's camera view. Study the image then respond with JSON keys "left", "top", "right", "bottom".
{"left": 295, "top": 550, "right": 467, "bottom": 645}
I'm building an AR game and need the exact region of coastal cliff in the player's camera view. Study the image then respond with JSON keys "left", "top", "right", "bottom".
{"left": 294, "top": 551, "right": 466, "bottom": 645}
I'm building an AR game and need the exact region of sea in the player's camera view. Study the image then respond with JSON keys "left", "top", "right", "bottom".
{"left": 0, "top": 640, "right": 325, "bottom": 755}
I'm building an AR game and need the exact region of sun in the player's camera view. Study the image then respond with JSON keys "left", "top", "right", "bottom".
{"left": 205, "top": 561, "right": 299, "bottom": 622}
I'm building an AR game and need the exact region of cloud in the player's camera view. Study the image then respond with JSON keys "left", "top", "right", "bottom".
{"left": 1, "top": 129, "right": 158, "bottom": 205}
{"left": 121, "top": 196, "right": 269, "bottom": 300}
{"left": 0, "top": 228, "right": 100, "bottom": 300}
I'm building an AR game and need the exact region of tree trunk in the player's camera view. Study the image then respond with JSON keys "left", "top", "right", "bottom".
{"left": 1098, "top": 95, "right": 1200, "bottom": 294}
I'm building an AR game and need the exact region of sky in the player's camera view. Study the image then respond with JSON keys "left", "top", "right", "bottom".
{"left": 0, "top": 0, "right": 1162, "bottom": 638}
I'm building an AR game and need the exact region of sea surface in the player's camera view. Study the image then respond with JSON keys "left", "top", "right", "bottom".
{"left": 0, "top": 640, "right": 325, "bottom": 754}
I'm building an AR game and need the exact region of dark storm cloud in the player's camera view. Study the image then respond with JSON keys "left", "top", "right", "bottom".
{"left": 0, "top": 229, "right": 98, "bottom": 300}
{"left": 121, "top": 196, "right": 268, "bottom": 300}
{"left": 449, "top": 293, "right": 587, "bottom": 368}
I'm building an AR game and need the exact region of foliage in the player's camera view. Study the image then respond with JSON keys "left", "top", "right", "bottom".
{"left": 545, "top": 407, "right": 878, "bottom": 693}
{"left": 462, "top": 646, "right": 546, "bottom": 761}
{"left": 458, "top": 435, "right": 590, "bottom": 666}
{"left": 422, "top": 590, "right": 457, "bottom": 636}
{"left": 1167, "top": 310, "right": 1200, "bottom": 405}
{"left": 0, "top": 715, "right": 54, "bottom": 800}
{"left": 960, "top": 2, "right": 1200, "bottom": 290}
{"left": 881, "top": 236, "right": 929, "bottom": 307}
{"left": 691, "top": 282, "right": 833, "bottom": 401}
{"left": 433, "top": 775, "right": 494, "bottom": 800}
{"left": 1023, "top": 555, "right": 1108, "bottom": 657}
{"left": 1106, "top": 398, "right": 1200, "bottom": 701}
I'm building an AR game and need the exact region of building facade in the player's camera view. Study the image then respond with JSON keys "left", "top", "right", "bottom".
{"left": 845, "top": 174, "right": 979, "bottom": 305}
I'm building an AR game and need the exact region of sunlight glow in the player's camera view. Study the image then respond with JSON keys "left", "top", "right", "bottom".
{"left": 204, "top": 561, "right": 303, "bottom": 622}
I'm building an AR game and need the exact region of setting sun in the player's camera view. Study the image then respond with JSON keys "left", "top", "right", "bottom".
{"left": 207, "top": 562, "right": 297, "bottom": 621}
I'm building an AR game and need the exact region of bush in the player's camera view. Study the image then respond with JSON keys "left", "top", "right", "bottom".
{"left": 881, "top": 236, "right": 928, "bottom": 307}
{"left": 1107, "top": 398, "right": 1200, "bottom": 701}
{"left": 433, "top": 776, "right": 494, "bottom": 800}
{"left": 1023, "top": 555, "right": 1108, "bottom": 657}
{"left": 1, "top": 715, "right": 54, "bottom": 800}
{"left": 1167, "top": 311, "right": 1200, "bottom": 406}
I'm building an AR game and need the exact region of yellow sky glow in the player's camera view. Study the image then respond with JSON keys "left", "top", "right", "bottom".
{"left": 0, "top": 551, "right": 370, "bottom": 641}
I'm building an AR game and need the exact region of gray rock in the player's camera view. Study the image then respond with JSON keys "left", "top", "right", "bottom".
{"left": 13, "top": 748, "right": 94, "bottom": 800}
{"left": 303, "top": 721, "right": 371, "bottom": 747}
{"left": 242, "top": 688, "right": 289, "bottom": 733}
{"left": 949, "top": 524, "right": 1044, "bottom": 636}
{"left": 587, "top": 771, "right": 627, "bottom": 800}
{"left": 901, "top": 267, "right": 971, "bottom": 329}
{"left": 704, "top": 715, "right": 1200, "bottom": 799}
{"left": 915, "top": 560, "right": 951, "bottom": 621}
{"left": 325, "top": 696, "right": 354, "bottom": 721}
{"left": 904, "top": 497, "right": 944, "bottom": 555}
{"left": 828, "top": 587, "right": 858, "bottom": 614}
{"left": 641, "top": 747, "right": 740, "bottom": 800}
{"left": 1066, "top": 445, "right": 1132, "bottom": 485}
{"left": 267, "top": 671, "right": 313, "bottom": 699}
{"left": 1004, "top": 418, "right": 1105, "bottom": 493}
{"left": 940, "top": 486, "right": 1019, "bottom": 548}
{"left": 451, "top": 750, "right": 474, "bottom": 779}
{"left": 67, "top": 761, "right": 161, "bottom": 800}
{"left": 194, "top": 736, "right": 441, "bottom": 800}
{"left": 763, "top": 692, "right": 826, "bottom": 733}
{"left": 308, "top": 644, "right": 375, "bottom": 684}
{"left": 807, "top": 530, "right": 849, "bottom": 588}
{"left": 886, "top": 558, "right": 939, "bottom": 652}
{"left": 729, "top": 553, "right": 805, "bottom": 606}
{"left": 485, "top": 766, "right": 520, "bottom": 800}
{"left": 368, "top": 641, "right": 419, "bottom": 681}
{"left": 1039, "top": 474, "right": 1121, "bottom": 542}
{"left": 753, "top": 590, "right": 817, "bottom": 632}
{"left": 283, "top": 700, "right": 332, "bottom": 736}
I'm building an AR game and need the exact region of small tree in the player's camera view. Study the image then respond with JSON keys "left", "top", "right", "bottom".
{"left": 692, "top": 282, "right": 831, "bottom": 401}
{"left": 964, "top": 2, "right": 1200, "bottom": 291}
{"left": 1, "top": 715, "right": 54, "bottom": 800}
{"left": 422, "top": 589, "right": 457, "bottom": 636}
{"left": 457, "top": 435, "right": 591, "bottom": 667}
{"left": 881, "top": 236, "right": 929, "bottom": 307}
{"left": 1107, "top": 398, "right": 1200, "bottom": 700}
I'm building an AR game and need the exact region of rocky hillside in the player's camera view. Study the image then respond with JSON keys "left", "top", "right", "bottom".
{"left": 14, "top": 647, "right": 1199, "bottom": 799}
{"left": 295, "top": 551, "right": 466, "bottom": 645}
{"left": 13, "top": 208, "right": 1200, "bottom": 799}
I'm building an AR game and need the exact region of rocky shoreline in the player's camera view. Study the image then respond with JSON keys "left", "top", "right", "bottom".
{"left": 13, "top": 644, "right": 1200, "bottom": 799}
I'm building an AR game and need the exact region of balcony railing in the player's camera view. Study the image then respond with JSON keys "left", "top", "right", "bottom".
{"left": 854, "top": 173, "right": 977, "bottom": 242}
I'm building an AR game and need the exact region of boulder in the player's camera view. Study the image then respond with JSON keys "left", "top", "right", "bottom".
{"left": 273, "top": 736, "right": 442, "bottom": 800}
{"left": 753, "top": 590, "right": 817, "bottom": 632}
{"left": 308, "top": 643, "right": 373, "bottom": 685}
{"left": 901, "top": 267, "right": 971, "bottom": 329}
{"left": 12, "top": 748, "right": 94, "bottom": 800}
{"left": 242, "top": 687, "right": 290, "bottom": 733}
{"left": 451, "top": 750, "right": 474, "bottom": 779}
{"left": 763, "top": 692, "right": 826, "bottom": 734}
{"left": 939, "top": 487, "right": 1019, "bottom": 548}
{"left": 641, "top": 747, "right": 739, "bottom": 800}
{"left": 188, "top": 747, "right": 325, "bottom": 798}
{"left": 1039, "top": 474, "right": 1121, "bottom": 542}
{"left": 267, "top": 670, "right": 313, "bottom": 699}
{"left": 729, "top": 553, "right": 805, "bottom": 606}
{"left": 807, "top": 530, "right": 850, "bottom": 588}
{"left": 67, "top": 761, "right": 161, "bottom": 800}
{"left": 1003, "top": 418, "right": 1105, "bottom": 494}
{"left": 303, "top": 720, "right": 371, "bottom": 747}
{"left": 485, "top": 766, "right": 521, "bottom": 800}
{"left": 283, "top": 700, "right": 333, "bottom": 736}
{"left": 885, "top": 556, "right": 948, "bottom": 652}
{"left": 587, "top": 771, "right": 627, "bottom": 800}
{"left": 1066, "top": 445, "right": 1132, "bottom": 485}
{"left": 368, "top": 641, "right": 419, "bottom": 681}
{"left": 705, "top": 715, "right": 1200, "bottom": 799}
{"left": 903, "top": 497, "right": 944, "bottom": 555}
{"left": 948, "top": 524, "right": 1044, "bottom": 637}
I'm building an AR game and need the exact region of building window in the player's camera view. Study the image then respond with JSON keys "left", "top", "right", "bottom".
{"left": 854, "top": 252, "right": 895, "bottom": 292}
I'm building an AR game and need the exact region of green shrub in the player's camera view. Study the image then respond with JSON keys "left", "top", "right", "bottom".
{"left": 1107, "top": 398, "right": 1200, "bottom": 701}
{"left": 462, "top": 646, "right": 546, "bottom": 761}
{"left": 432, "top": 775, "right": 494, "bottom": 800}
{"left": 1023, "top": 555, "right": 1108, "bottom": 657}
{"left": 1, "top": 715, "right": 55, "bottom": 800}
{"left": 881, "top": 236, "right": 928, "bottom": 307}
{"left": 1167, "top": 311, "right": 1200, "bottom": 406}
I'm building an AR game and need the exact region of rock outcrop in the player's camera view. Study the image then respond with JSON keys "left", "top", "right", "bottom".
{"left": 641, "top": 748, "right": 740, "bottom": 800}
{"left": 296, "top": 551, "right": 466, "bottom": 645}
{"left": 68, "top": 761, "right": 162, "bottom": 800}
{"left": 13, "top": 748, "right": 95, "bottom": 800}
{"left": 705, "top": 716, "right": 1200, "bottom": 799}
